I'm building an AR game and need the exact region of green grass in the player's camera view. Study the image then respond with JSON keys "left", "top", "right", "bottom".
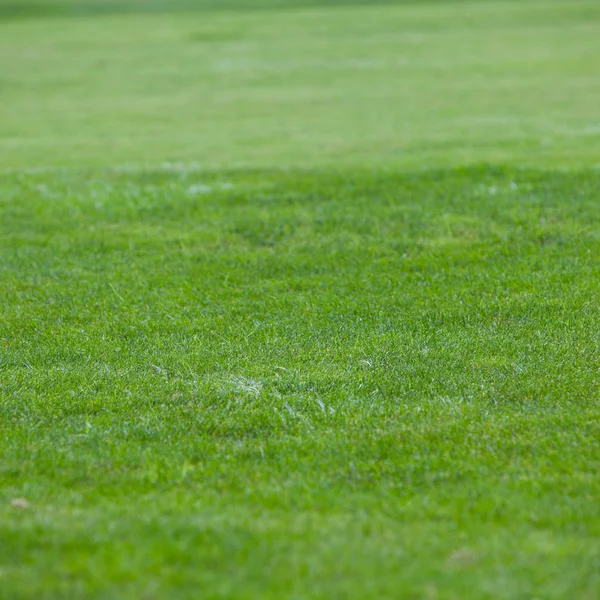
{"left": 0, "top": 0, "right": 420, "bottom": 20}
{"left": 1, "top": 1, "right": 600, "bottom": 599}
{"left": 1, "top": 0, "right": 600, "bottom": 171}
{"left": 2, "top": 166, "right": 599, "bottom": 599}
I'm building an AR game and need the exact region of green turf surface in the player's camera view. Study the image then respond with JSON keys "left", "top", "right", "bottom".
{"left": 1, "top": 1, "right": 600, "bottom": 599}
{"left": 1, "top": 0, "right": 599, "bottom": 171}
{"left": 2, "top": 165, "right": 599, "bottom": 599}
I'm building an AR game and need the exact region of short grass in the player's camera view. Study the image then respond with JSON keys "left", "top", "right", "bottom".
{"left": 1, "top": 0, "right": 599, "bottom": 170}
{"left": 1, "top": 1, "right": 600, "bottom": 599}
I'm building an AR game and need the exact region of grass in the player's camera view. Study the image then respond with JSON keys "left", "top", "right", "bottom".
{"left": 1, "top": 1, "right": 600, "bottom": 599}
{"left": 1, "top": 0, "right": 600, "bottom": 170}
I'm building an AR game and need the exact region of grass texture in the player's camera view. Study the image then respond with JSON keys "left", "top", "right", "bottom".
{"left": 1, "top": 1, "right": 599, "bottom": 599}
{"left": 1, "top": 0, "right": 599, "bottom": 170}
{"left": 2, "top": 166, "right": 599, "bottom": 598}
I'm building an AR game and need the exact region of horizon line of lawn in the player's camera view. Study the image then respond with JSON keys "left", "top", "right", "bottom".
{"left": 0, "top": 0, "right": 519, "bottom": 23}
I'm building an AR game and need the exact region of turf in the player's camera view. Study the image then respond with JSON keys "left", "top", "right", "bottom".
{"left": 1, "top": 1, "right": 600, "bottom": 599}
{"left": 1, "top": 0, "right": 600, "bottom": 170}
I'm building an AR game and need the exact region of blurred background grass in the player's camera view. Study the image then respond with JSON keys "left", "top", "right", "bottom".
{"left": 0, "top": 0, "right": 435, "bottom": 20}
{"left": 1, "top": 0, "right": 599, "bottom": 171}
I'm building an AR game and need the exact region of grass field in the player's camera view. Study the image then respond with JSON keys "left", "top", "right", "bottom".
{"left": 2, "top": 0, "right": 600, "bottom": 170}
{"left": 1, "top": 1, "right": 600, "bottom": 599}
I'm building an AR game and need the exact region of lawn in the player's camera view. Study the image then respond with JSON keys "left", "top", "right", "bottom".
{"left": 1, "top": 0, "right": 600, "bottom": 171}
{"left": 1, "top": 1, "right": 599, "bottom": 599}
